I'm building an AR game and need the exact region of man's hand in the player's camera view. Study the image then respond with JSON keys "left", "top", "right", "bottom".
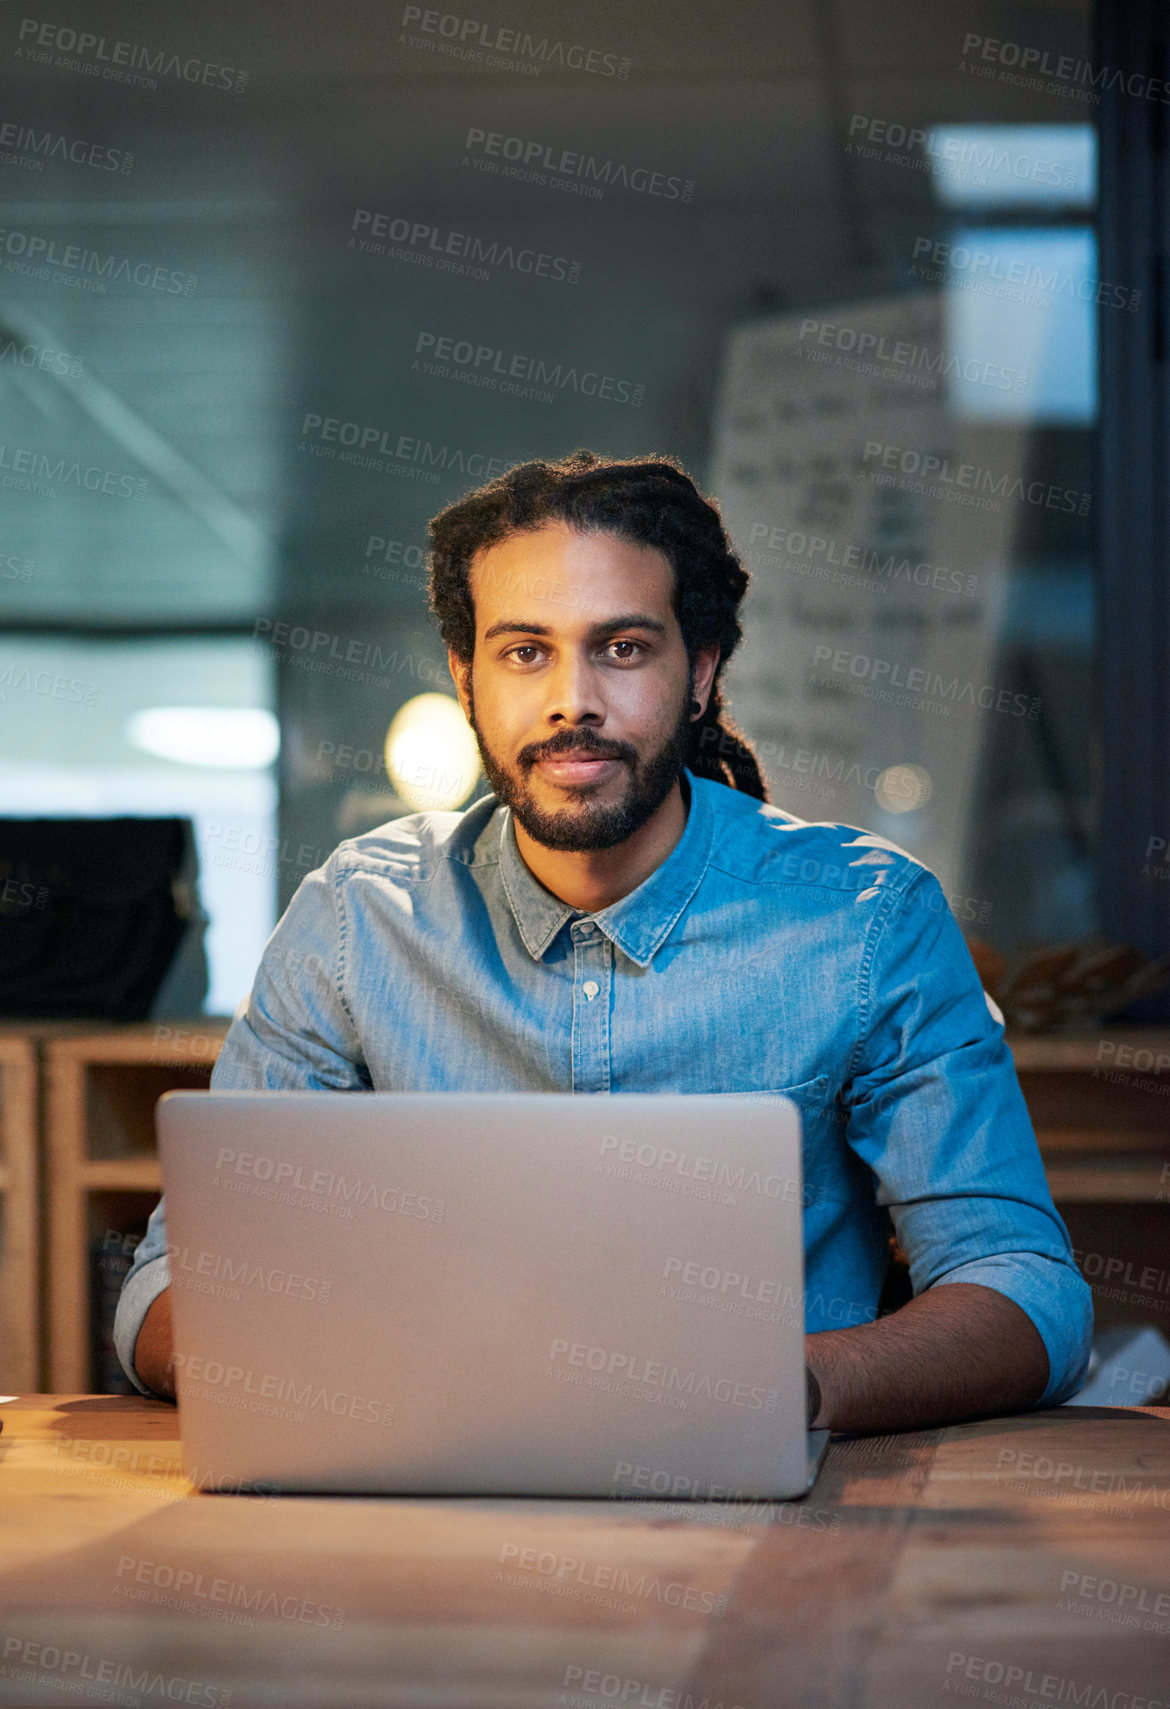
{"left": 805, "top": 1281, "right": 1049, "bottom": 1433}
{"left": 134, "top": 1288, "right": 176, "bottom": 1401}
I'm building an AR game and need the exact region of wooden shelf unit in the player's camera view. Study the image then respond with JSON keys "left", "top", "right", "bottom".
{"left": 1008, "top": 1027, "right": 1170, "bottom": 1201}
{"left": 0, "top": 1032, "right": 40, "bottom": 1391}
{"left": 1008, "top": 1027, "right": 1170, "bottom": 1336}
{"left": 45, "top": 1022, "right": 229, "bottom": 1392}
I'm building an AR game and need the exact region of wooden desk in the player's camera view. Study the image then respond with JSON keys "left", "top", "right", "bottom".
{"left": 0, "top": 1397, "right": 1167, "bottom": 1707}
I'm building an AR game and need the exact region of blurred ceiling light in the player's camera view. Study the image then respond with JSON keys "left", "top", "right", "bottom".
{"left": 384, "top": 693, "right": 480, "bottom": 811}
{"left": 875, "top": 764, "right": 933, "bottom": 814}
{"left": 943, "top": 226, "right": 1097, "bottom": 424}
{"left": 926, "top": 124, "right": 1096, "bottom": 208}
{"left": 127, "top": 707, "right": 280, "bottom": 769}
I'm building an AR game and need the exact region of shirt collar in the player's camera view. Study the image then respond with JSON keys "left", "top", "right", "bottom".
{"left": 497, "top": 768, "right": 715, "bottom": 968}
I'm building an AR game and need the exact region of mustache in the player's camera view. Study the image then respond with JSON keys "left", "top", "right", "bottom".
{"left": 522, "top": 731, "right": 634, "bottom": 766}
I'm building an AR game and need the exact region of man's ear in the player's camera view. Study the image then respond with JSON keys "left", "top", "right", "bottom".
{"left": 692, "top": 642, "right": 720, "bottom": 715}
{"left": 448, "top": 648, "right": 471, "bottom": 720}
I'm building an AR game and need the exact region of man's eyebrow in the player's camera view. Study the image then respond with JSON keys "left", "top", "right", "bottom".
{"left": 482, "top": 614, "right": 668, "bottom": 641}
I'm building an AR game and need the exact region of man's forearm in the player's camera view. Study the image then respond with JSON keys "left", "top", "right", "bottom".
{"left": 134, "top": 1287, "right": 176, "bottom": 1401}
{"left": 805, "top": 1281, "right": 1049, "bottom": 1433}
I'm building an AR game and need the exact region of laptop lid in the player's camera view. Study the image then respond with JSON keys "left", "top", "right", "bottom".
{"left": 157, "top": 1090, "right": 826, "bottom": 1499}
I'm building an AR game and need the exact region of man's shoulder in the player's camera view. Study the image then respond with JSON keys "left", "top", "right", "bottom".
{"left": 694, "top": 775, "right": 931, "bottom": 901}
{"left": 328, "top": 791, "right": 502, "bottom": 887}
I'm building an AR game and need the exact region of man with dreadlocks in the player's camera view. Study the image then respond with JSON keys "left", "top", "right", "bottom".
{"left": 119, "top": 450, "right": 1092, "bottom": 1431}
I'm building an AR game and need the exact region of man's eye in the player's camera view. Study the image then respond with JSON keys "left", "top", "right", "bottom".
{"left": 508, "top": 644, "right": 543, "bottom": 663}
{"left": 605, "top": 640, "right": 643, "bottom": 661}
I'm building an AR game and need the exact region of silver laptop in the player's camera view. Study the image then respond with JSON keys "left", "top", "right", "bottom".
{"left": 157, "top": 1090, "right": 830, "bottom": 1500}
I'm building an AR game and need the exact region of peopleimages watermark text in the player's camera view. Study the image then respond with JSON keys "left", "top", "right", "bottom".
{"left": 399, "top": 7, "right": 630, "bottom": 78}
{"left": 462, "top": 126, "right": 692, "bottom": 201}
{"left": 350, "top": 207, "right": 581, "bottom": 284}
{"left": 959, "top": 31, "right": 1170, "bottom": 106}
{"left": 14, "top": 17, "right": 247, "bottom": 91}
{"left": 413, "top": 329, "right": 644, "bottom": 406}
{"left": 862, "top": 439, "right": 1091, "bottom": 516}
{"left": 911, "top": 235, "right": 1139, "bottom": 312}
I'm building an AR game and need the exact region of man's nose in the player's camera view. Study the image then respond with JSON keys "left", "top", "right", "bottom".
{"left": 544, "top": 651, "right": 605, "bottom": 724}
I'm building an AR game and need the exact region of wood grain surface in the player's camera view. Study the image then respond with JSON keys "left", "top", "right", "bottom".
{"left": 0, "top": 1396, "right": 1166, "bottom": 1708}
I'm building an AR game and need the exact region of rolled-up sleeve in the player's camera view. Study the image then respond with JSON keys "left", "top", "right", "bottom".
{"left": 114, "top": 852, "right": 370, "bottom": 1394}
{"left": 841, "top": 866, "right": 1093, "bottom": 1407}
{"left": 211, "top": 851, "right": 371, "bottom": 1093}
{"left": 113, "top": 1199, "right": 172, "bottom": 1396}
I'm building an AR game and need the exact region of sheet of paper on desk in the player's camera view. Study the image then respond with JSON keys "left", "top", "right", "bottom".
{"left": 1066, "top": 1325, "right": 1170, "bottom": 1406}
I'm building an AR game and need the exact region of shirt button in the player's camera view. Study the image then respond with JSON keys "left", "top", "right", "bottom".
{"left": 583, "top": 980, "right": 600, "bottom": 1000}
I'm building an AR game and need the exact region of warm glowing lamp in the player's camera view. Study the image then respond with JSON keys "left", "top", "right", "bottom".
{"left": 384, "top": 693, "right": 480, "bottom": 811}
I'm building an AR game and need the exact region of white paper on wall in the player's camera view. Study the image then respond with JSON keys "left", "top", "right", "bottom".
{"left": 710, "top": 292, "right": 1028, "bottom": 896}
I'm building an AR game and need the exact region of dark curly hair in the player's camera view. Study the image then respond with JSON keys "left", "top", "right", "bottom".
{"left": 426, "top": 449, "right": 769, "bottom": 800}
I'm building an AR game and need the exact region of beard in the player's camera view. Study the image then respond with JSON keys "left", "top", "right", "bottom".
{"left": 464, "top": 675, "right": 694, "bottom": 852}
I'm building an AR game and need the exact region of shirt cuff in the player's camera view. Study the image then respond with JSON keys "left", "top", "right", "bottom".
{"left": 932, "top": 1251, "right": 1094, "bottom": 1408}
{"left": 112, "top": 1253, "right": 172, "bottom": 1397}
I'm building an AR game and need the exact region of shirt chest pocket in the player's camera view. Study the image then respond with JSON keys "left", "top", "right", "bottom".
{"left": 717, "top": 1075, "right": 846, "bottom": 1208}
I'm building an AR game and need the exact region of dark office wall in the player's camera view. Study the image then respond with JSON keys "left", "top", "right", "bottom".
{"left": 5, "top": 1, "right": 1117, "bottom": 973}
{"left": 1096, "top": 0, "right": 1170, "bottom": 1018}
{"left": 255, "top": 0, "right": 1097, "bottom": 913}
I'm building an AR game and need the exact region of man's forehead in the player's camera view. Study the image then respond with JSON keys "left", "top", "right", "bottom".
{"left": 469, "top": 524, "right": 675, "bottom": 611}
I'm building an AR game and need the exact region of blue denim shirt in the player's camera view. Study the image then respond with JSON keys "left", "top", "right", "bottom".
{"left": 115, "top": 769, "right": 1092, "bottom": 1404}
